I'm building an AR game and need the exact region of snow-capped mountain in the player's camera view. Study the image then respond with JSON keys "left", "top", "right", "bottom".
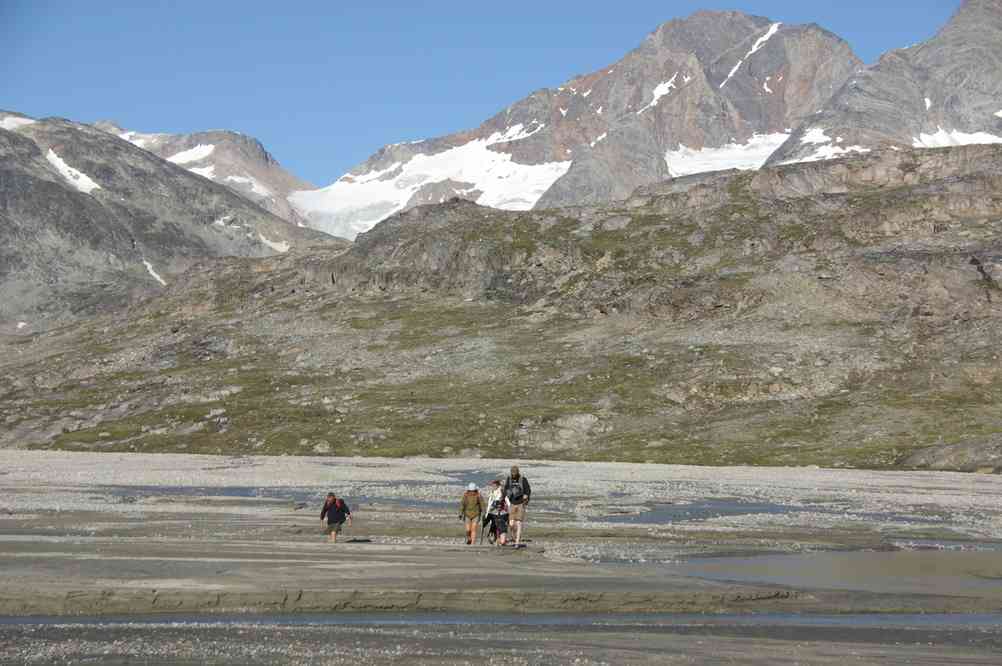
{"left": 290, "top": 11, "right": 861, "bottom": 239}
{"left": 0, "top": 111, "right": 332, "bottom": 326}
{"left": 93, "top": 122, "right": 315, "bottom": 226}
{"left": 9, "top": 2, "right": 997, "bottom": 261}
{"left": 768, "top": 0, "right": 1002, "bottom": 164}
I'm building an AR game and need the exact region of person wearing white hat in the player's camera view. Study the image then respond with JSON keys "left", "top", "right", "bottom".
{"left": 458, "top": 482, "right": 485, "bottom": 545}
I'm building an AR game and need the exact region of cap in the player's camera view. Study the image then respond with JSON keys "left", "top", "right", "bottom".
{"left": 488, "top": 479, "right": 501, "bottom": 486}
{"left": 467, "top": 483, "right": 477, "bottom": 491}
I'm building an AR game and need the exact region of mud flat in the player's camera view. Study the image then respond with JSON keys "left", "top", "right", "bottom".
{"left": 2, "top": 451, "right": 1002, "bottom": 662}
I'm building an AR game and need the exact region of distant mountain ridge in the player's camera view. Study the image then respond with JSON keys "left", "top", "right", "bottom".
{"left": 768, "top": 0, "right": 1002, "bottom": 164}
{"left": 45, "top": 4, "right": 998, "bottom": 243}
{"left": 6, "top": 0, "right": 1002, "bottom": 317}
{"left": 92, "top": 121, "right": 315, "bottom": 226}
{"left": 0, "top": 111, "right": 332, "bottom": 328}
{"left": 290, "top": 10, "right": 863, "bottom": 239}
{"left": 290, "top": 1, "right": 1002, "bottom": 241}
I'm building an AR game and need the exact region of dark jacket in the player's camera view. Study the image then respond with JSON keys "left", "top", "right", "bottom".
{"left": 321, "top": 498, "right": 351, "bottom": 524}
{"left": 502, "top": 474, "right": 531, "bottom": 506}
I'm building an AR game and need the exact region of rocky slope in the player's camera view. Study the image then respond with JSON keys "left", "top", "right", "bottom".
{"left": 290, "top": 11, "right": 860, "bottom": 239}
{"left": 93, "top": 121, "right": 315, "bottom": 225}
{"left": 0, "top": 111, "right": 334, "bottom": 329}
{"left": 769, "top": 0, "right": 1002, "bottom": 164}
{"left": 3, "top": 143, "right": 999, "bottom": 471}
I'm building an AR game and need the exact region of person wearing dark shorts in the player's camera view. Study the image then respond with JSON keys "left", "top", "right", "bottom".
{"left": 320, "top": 493, "right": 352, "bottom": 543}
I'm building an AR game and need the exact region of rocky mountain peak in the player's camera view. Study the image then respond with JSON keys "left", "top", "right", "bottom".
{"left": 953, "top": 0, "right": 1002, "bottom": 20}
{"left": 93, "top": 121, "right": 314, "bottom": 226}
{"left": 768, "top": 0, "right": 1002, "bottom": 164}
{"left": 290, "top": 10, "right": 860, "bottom": 239}
{"left": 1, "top": 112, "right": 331, "bottom": 327}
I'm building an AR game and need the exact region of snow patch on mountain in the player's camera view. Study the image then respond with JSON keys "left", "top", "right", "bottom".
{"left": 996, "top": 110, "right": 1002, "bottom": 119}
{"left": 763, "top": 77, "right": 773, "bottom": 94}
{"left": 912, "top": 127, "right": 1002, "bottom": 148}
{"left": 0, "top": 116, "right": 36, "bottom": 131}
{"left": 118, "top": 130, "right": 166, "bottom": 149}
{"left": 637, "top": 73, "right": 679, "bottom": 114}
{"left": 665, "top": 132, "right": 790, "bottom": 177}
{"left": 800, "top": 127, "right": 833, "bottom": 145}
{"left": 142, "top": 260, "right": 167, "bottom": 286}
{"left": 258, "top": 233, "right": 290, "bottom": 253}
{"left": 227, "top": 175, "right": 273, "bottom": 198}
{"left": 786, "top": 128, "right": 871, "bottom": 162}
{"left": 288, "top": 123, "right": 572, "bottom": 240}
{"left": 925, "top": 98, "right": 932, "bottom": 110}
{"left": 45, "top": 149, "right": 101, "bottom": 194}
{"left": 189, "top": 165, "right": 216, "bottom": 179}
{"left": 797, "top": 144, "right": 872, "bottom": 162}
{"left": 721, "top": 22, "right": 782, "bottom": 89}
{"left": 167, "top": 144, "right": 215, "bottom": 164}
{"left": 590, "top": 132, "right": 608, "bottom": 148}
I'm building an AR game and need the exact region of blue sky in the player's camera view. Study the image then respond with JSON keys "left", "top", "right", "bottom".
{"left": 3, "top": 1, "right": 958, "bottom": 186}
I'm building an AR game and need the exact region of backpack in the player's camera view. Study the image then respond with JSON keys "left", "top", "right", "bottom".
{"left": 506, "top": 477, "right": 525, "bottom": 503}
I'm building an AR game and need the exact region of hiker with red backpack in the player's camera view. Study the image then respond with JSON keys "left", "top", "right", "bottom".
{"left": 320, "top": 492, "right": 352, "bottom": 543}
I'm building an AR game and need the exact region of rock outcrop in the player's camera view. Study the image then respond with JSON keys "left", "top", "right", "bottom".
{"left": 902, "top": 437, "right": 1002, "bottom": 473}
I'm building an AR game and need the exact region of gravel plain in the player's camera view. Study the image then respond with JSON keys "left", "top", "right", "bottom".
{"left": 4, "top": 450, "right": 1001, "bottom": 537}
{"left": 5, "top": 616, "right": 1002, "bottom": 665}
{"left": 3, "top": 451, "right": 1002, "bottom": 663}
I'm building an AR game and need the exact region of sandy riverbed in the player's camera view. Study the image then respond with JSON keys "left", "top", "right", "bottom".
{"left": 2, "top": 451, "right": 1002, "bottom": 662}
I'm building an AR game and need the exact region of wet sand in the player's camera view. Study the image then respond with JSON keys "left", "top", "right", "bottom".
{"left": 3, "top": 451, "right": 1002, "bottom": 662}
{"left": 4, "top": 615, "right": 1002, "bottom": 665}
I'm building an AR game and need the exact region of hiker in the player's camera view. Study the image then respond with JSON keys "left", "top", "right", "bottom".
{"left": 483, "top": 479, "right": 510, "bottom": 545}
{"left": 502, "top": 465, "right": 531, "bottom": 547}
{"left": 320, "top": 492, "right": 352, "bottom": 543}
{"left": 458, "top": 482, "right": 484, "bottom": 545}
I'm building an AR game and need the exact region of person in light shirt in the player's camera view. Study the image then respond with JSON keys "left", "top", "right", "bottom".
{"left": 483, "top": 479, "right": 510, "bottom": 546}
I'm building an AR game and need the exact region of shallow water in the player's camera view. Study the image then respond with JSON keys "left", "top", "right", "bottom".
{"left": 95, "top": 484, "right": 452, "bottom": 511}
{"left": 600, "top": 497, "right": 969, "bottom": 530}
{"left": 604, "top": 498, "right": 798, "bottom": 524}
{"left": 669, "top": 550, "right": 1002, "bottom": 597}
